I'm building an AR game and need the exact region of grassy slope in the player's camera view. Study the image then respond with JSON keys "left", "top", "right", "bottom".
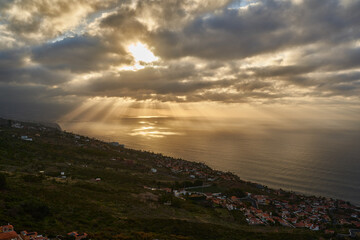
{"left": 0, "top": 125, "right": 322, "bottom": 239}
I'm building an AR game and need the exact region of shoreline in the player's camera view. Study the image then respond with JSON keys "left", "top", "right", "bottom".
{"left": 64, "top": 129, "right": 359, "bottom": 208}
{"left": 1, "top": 118, "right": 359, "bottom": 236}
{"left": 57, "top": 120, "right": 360, "bottom": 207}
{"left": 129, "top": 146, "right": 360, "bottom": 207}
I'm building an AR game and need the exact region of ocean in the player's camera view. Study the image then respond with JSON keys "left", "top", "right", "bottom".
{"left": 59, "top": 117, "right": 360, "bottom": 206}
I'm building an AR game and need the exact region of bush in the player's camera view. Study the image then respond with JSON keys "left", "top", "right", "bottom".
{"left": 224, "top": 188, "right": 246, "bottom": 198}
{"left": 0, "top": 173, "right": 6, "bottom": 190}
{"left": 22, "top": 174, "right": 43, "bottom": 183}
{"left": 21, "top": 200, "right": 51, "bottom": 220}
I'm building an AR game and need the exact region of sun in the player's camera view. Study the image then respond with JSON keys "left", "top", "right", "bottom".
{"left": 127, "top": 42, "right": 158, "bottom": 63}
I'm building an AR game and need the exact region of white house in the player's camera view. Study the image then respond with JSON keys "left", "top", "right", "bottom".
{"left": 21, "top": 136, "right": 33, "bottom": 141}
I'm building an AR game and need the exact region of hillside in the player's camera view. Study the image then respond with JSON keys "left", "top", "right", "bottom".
{"left": 0, "top": 119, "right": 355, "bottom": 239}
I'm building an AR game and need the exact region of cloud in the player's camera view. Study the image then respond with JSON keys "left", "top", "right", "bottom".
{"left": 0, "top": 0, "right": 127, "bottom": 44}
{"left": 100, "top": 7, "right": 147, "bottom": 36}
{"left": 149, "top": 0, "right": 360, "bottom": 60}
{"left": 0, "top": 48, "right": 71, "bottom": 85}
{"left": 0, "top": 83, "right": 81, "bottom": 121}
{"left": 32, "top": 35, "right": 131, "bottom": 73}
{"left": 0, "top": 0, "right": 360, "bottom": 120}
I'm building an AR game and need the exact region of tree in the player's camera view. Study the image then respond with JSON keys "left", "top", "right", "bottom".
{"left": 62, "top": 235, "right": 76, "bottom": 240}
{"left": 22, "top": 174, "right": 43, "bottom": 183}
{"left": 194, "top": 180, "right": 203, "bottom": 187}
{"left": 0, "top": 173, "right": 6, "bottom": 190}
{"left": 224, "top": 188, "right": 246, "bottom": 198}
{"left": 21, "top": 200, "right": 51, "bottom": 220}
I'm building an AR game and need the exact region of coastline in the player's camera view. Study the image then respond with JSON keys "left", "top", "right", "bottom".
{"left": 1, "top": 118, "right": 359, "bottom": 237}
{"left": 111, "top": 144, "right": 360, "bottom": 208}
{"left": 59, "top": 124, "right": 359, "bottom": 207}
{"left": 58, "top": 119, "right": 360, "bottom": 207}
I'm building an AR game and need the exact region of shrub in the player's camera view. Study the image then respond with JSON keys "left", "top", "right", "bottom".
{"left": 21, "top": 200, "right": 51, "bottom": 220}
{"left": 224, "top": 188, "right": 246, "bottom": 198}
{"left": 0, "top": 172, "right": 6, "bottom": 190}
{"left": 22, "top": 174, "right": 43, "bottom": 183}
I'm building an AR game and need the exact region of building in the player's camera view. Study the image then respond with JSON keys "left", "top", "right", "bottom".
{"left": 0, "top": 225, "right": 20, "bottom": 240}
{"left": 20, "top": 231, "right": 48, "bottom": 240}
{"left": 67, "top": 232, "right": 88, "bottom": 240}
{"left": 20, "top": 136, "right": 33, "bottom": 141}
{"left": 0, "top": 231, "right": 19, "bottom": 240}
{"left": 0, "top": 226, "right": 14, "bottom": 233}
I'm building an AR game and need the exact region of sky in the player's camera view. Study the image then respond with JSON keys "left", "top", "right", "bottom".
{"left": 1, "top": 0, "right": 360, "bottom": 123}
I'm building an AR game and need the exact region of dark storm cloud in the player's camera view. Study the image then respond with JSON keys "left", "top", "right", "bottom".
{"left": 149, "top": 0, "right": 360, "bottom": 60}
{"left": 78, "top": 63, "right": 283, "bottom": 102}
{"left": 81, "top": 63, "right": 226, "bottom": 94}
{"left": 184, "top": 90, "right": 285, "bottom": 103}
{"left": 0, "top": 48, "right": 70, "bottom": 85}
{"left": 0, "top": 83, "right": 81, "bottom": 121}
{"left": 0, "top": 66, "right": 71, "bottom": 85}
{"left": 250, "top": 65, "right": 319, "bottom": 78}
{"left": 244, "top": 43, "right": 360, "bottom": 96}
{"left": 0, "top": 49, "right": 26, "bottom": 72}
{"left": 100, "top": 8, "right": 147, "bottom": 36}
{"left": 89, "top": 75, "right": 236, "bottom": 96}
{"left": 311, "top": 47, "right": 360, "bottom": 71}
{"left": 1, "top": 0, "right": 360, "bottom": 121}
{"left": 234, "top": 80, "right": 273, "bottom": 92}
{"left": 282, "top": 71, "right": 360, "bottom": 97}
{"left": 32, "top": 35, "right": 131, "bottom": 73}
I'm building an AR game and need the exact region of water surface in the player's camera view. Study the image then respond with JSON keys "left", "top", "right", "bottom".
{"left": 60, "top": 117, "right": 360, "bottom": 206}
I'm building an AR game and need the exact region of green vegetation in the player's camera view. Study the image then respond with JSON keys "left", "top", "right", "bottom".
{"left": 184, "top": 185, "right": 224, "bottom": 193}
{"left": 224, "top": 188, "right": 246, "bottom": 198}
{"left": 0, "top": 172, "right": 6, "bottom": 190}
{"left": 0, "top": 122, "right": 324, "bottom": 239}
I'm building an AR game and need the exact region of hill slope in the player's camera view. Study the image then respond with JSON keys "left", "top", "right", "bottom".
{"left": 0, "top": 120, "right": 331, "bottom": 239}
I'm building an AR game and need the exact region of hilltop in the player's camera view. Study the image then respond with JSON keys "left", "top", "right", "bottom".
{"left": 0, "top": 119, "right": 358, "bottom": 239}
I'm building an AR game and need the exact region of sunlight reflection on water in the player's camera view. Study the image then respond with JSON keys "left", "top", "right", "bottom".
{"left": 129, "top": 119, "right": 184, "bottom": 138}
{"left": 59, "top": 117, "right": 360, "bottom": 205}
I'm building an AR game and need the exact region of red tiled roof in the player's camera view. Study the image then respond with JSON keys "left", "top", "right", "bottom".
{"left": 0, "top": 231, "right": 19, "bottom": 240}
{"left": 325, "top": 230, "right": 335, "bottom": 234}
{"left": 351, "top": 221, "right": 360, "bottom": 227}
{"left": 294, "top": 222, "right": 305, "bottom": 228}
{"left": 0, "top": 225, "right": 14, "bottom": 229}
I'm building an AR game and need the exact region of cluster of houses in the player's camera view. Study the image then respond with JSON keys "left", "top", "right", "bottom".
{"left": 66, "top": 232, "right": 88, "bottom": 240}
{"left": 3, "top": 120, "right": 57, "bottom": 142}
{"left": 0, "top": 225, "right": 47, "bottom": 240}
{"left": 175, "top": 186, "right": 359, "bottom": 232}
{"left": 156, "top": 183, "right": 360, "bottom": 234}
{"left": 11, "top": 123, "right": 23, "bottom": 129}
{"left": 154, "top": 156, "right": 239, "bottom": 182}
{"left": 144, "top": 157, "right": 360, "bottom": 234}
{"left": 242, "top": 195, "right": 335, "bottom": 230}
{"left": 9, "top": 121, "right": 53, "bottom": 132}
{"left": 0, "top": 225, "right": 87, "bottom": 240}
{"left": 259, "top": 194, "right": 360, "bottom": 231}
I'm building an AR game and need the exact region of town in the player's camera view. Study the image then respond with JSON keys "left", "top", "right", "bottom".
{"left": 0, "top": 224, "right": 87, "bottom": 240}
{"left": 146, "top": 154, "right": 360, "bottom": 238}
{"left": 1, "top": 118, "right": 359, "bottom": 239}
